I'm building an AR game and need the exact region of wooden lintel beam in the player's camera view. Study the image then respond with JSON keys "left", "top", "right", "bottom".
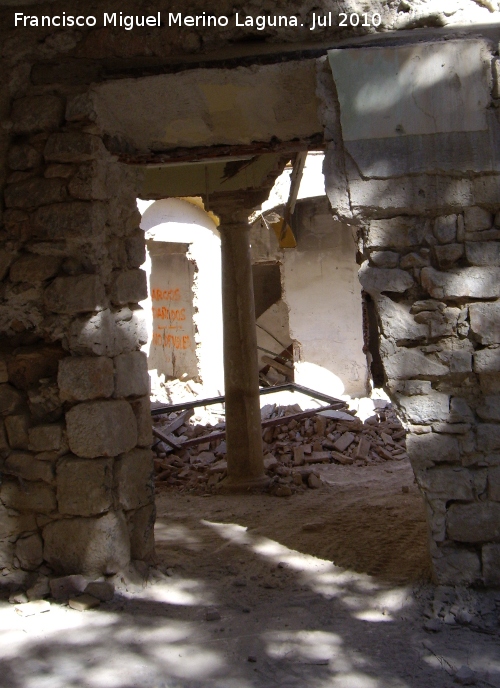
{"left": 116, "top": 134, "right": 325, "bottom": 167}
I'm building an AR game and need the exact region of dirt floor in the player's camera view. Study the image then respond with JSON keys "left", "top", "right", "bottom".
{"left": 1, "top": 459, "right": 499, "bottom": 688}
{"left": 155, "top": 459, "right": 432, "bottom": 586}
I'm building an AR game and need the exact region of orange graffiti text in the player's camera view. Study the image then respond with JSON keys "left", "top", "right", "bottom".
{"left": 152, "top": 332, "right": 191, "bottom": 350}
{"left": 151, "top": 288, "right": 181, "bottom": 302}
{"left": 152, "top": 306, "right": 186, "bottom": 321}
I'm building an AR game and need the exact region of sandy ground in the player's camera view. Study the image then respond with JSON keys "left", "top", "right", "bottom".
{"left": 1, "top": 459, "right": 499, "bottom": 688}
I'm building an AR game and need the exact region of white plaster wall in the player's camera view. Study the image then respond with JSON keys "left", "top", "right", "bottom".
{"left": 140, "top": 198, "right": 224, "bottom": 396}
{"left": 146, "top": 244, "right": 198, "bottom": 380}
{"left": 256, "top": 299, "right": 293, "bottom": 370}
{"left": 282, "top": 199, "right": 368, "bottom": 398}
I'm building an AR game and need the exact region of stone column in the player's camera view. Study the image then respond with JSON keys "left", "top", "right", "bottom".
{"left": 219, "top": 219, "right": 267, "bottom": 489}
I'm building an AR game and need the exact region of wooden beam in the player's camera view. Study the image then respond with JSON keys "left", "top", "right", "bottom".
{"left": 116, "top": 134, "right": 325, "bottom": 167}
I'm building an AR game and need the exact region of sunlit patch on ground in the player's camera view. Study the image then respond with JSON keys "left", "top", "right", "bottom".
{"left": 0, "top": 488, "right": 498, "bottom": 688}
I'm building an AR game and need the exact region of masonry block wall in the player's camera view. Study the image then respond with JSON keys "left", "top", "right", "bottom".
{"left": 324, "top": 40, "right": 500, "bottom": 585}
{"left": 0, "top": 94, "right": 154, "bottom": 582}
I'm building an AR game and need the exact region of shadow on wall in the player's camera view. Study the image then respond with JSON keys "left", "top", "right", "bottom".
{"left": 324, "top": 37, "right": 500, "bottom": 586}
{"left": 325, "top": 39, "right": 495, "bottom": 221}
{"left": 139, "top": 198, "right": 224, "bottom": 397}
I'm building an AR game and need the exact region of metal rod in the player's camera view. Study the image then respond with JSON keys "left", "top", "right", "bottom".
{"left": 150, "top": 382, "right": 346, "bottom": 416}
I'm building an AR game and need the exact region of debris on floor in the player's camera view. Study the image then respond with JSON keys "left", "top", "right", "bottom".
{"left": 152, "top": 399, "right": 408, "bottom": 495}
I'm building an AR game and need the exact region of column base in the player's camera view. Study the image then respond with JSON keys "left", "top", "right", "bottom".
{"left": 217, "top": 474, "right": 270, "bottom": 493}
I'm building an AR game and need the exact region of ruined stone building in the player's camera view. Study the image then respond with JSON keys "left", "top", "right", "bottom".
{"left": 1, "top": 0, "right": 500, "bottom": 594}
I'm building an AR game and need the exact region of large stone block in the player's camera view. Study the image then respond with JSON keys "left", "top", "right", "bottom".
{"left": 15, "top": 533, "right": 43, "bottom": 571}
{"left": 127, "top": 503, "right": 155, "bottom": 561}
{"left": 479, "top": 372, "right": 500, "bottom": 394}
{"left": 465, "top": 242, "right": 500, "bottom": 266}
{"left": 482, "top": 544, "right": 500, "bottom": 585}
{"left": 419, "top": 467, "right": 485, "bottom": 501}
{"left": 68, "top": 161, "right": 108, "bottom": 201}
{"left": 32, "top": 202, "right": 106, "bottom": 241}
{"left": 10, "top": 254, "right": 61, "bottom": 284}
{"left": 4, "top": 452, "right": 54, "bottom": 484}
{"left": 4, "top": 178, "right": 67, "bottom": 209}
{"left": 421, "top": 267, "right": 500, "bottom": 300}
{"left": 66, "top": 400, "right": 137, "bottom": 458}
{"left": 44, "top": 275, "right": 105, "bottom": 314}
{"left": 43, "top": 510, "right": 130, "bottom": 575}
{"left": 0, "top": 478, "right": 56, "bottom": 513}
{"left": 28, "top": 424, "right": 62, "bottom": 452}
{"left": 464, "top": 207, "right": 492, "bottom": 232}
{"left": 7, "top": 344, "right": 65, "bottom": 391}
{"left": 407, "top": 433, "right": 460, "bottom": 467}
{"left": 349, "top": 175, "right": 473, "bottom": 218}
{"left": 477, "top": 396, "right": 500, "bottom": 422}
{"left": 0, "top": 384, "right": 23, "bottom": 416}
{"left": 11, "top": 95, "right": 64, "bottom": 134}
{"left": 5, "top": 415, "right": 29, "bottom": 449}
{"left": 477, "top": 424, "right": 500, "bottom": 453}
{"left": 68, "top": 310, "right": 118, "bottom": 356}
{"left": 110, "top": 269, "right": 148, "bottom": 306}
{"left": 449, "top": 397, "right": 475, "bottom": 423}
{"left": 65, "top": 93, "right": 96, "bottom": 122}
{"left": 477, "top": 178, "right": 500, "bottom": 207}
{"left": 68, "top": 308, "right": 147, "bottom": 358}
{"left": 370, "top": 251, "right": 399, "bottom": 268}
{"left": 489, "top": 466, "right": 500, "bottom": 501}
{"left": 358, "top": 263, "right": 413, "bottom": 295}
{"left": 374, "top": 296, "right": 427, "bottom": 342}
{"left": 27, "top": 381, "right": 62, "bottom": 422}
{"left": 474, "top": 347, "right": 500, "bottom": 373}
{"left": 400, "top": 251, "right": 430, "bottom": 269}
{"left": 115, "top": 448, "right": 153, "bottom": 511}
{"left": 434, "top": 215, "right": 457, "bottom": 244}
{"left": 8, "top": 144, "right": 42, "bottom": 171}
{"left": 447, "top": 502, "right": 500, "bottom": 542}
{"left": 437, "top": 350, "right": 472, "bottom": 374}
{"left": 434, "top": 244, "right": 463, "bottom": 269}
{"left": 125, "top": 232, "right": 146, "bottom": 269}
{"left": 367, "top": 217, "right": 428, "bottom": 248}
{"left": 383, "top": 349, "right": 448, "bottom": 380}
{"left": 44, "top": 133, "right": 106, "bottom": 163}
{"left": 0, "top": 511, "right": 36, "bottom": 548}
{"left": 469, "top": 302, "right": 500, "bottom": 345}
{"left": 114, "top": 352, "right": 149, "bottom": 398}
{"left": 115, "top": 309, "right": 148, "bottom": 352}
{"left": 58, "top": 356, "right": 114, "bottom": 402}
{"left": 130, "top": 396, "right": 153, "bottom": 447}
{"left": 432, "top": 546, "right": 481, "bottom": 586}
{"left": 398, "top": 393, "right": 450, "bottom": 424}
{"left": 57, "top": 457, "right": 113, "bottom": 516}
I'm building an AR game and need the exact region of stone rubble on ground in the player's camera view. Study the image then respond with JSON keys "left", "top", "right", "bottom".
{"left": 422, "top": 584, "right": 500, "bottom": 634}
{"left": 152, "top": 400, "right": 408, "bottom": 495}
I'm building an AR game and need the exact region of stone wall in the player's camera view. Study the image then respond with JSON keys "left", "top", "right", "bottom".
{"left": 0, "top": 93, "right": 154, "bottom": 584}
{"left": 1, "top": 2, "right": 500, "bottom": 587}
{"left": 323, "top": 40, "right": 500, "bottom": 585}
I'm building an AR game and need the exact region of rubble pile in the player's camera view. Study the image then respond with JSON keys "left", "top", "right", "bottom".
{"left": 152, "top": 401, "right": 408, "bottom": 495}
